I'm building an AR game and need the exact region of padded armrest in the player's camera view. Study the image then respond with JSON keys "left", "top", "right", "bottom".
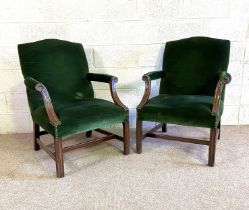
{"left": 143, "top": 71, "right": 164, "bottom": 81}
{"left": 24, "top": 77, "right": 42, "bottom": 90}
{"left": 219, "top": 72, "right": 231, "bottom": 84}
{"left": 24, "top": 77, "right": 61, "bottom": 126}
{"left": 211, "top": 72, "right": 232, "bottom": 116}
{"left": 87, "top": 73, "right": 127, "bottom": 110}
{"left": 87, "top": 73, "right": 116, "bottom": 83}
{"left": 137, "top": 71, "right": 163, "bottom": 109}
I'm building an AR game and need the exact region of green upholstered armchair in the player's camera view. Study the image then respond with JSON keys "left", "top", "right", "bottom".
{"left": 137, "top": 37, "right": 231, "bottom": 166}
{"left": 18, "top": 39, "right": 130, "bottom": 178}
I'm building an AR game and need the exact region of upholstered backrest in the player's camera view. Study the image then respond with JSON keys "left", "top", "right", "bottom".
{"left": 18, "top": 39, "right": 94, "bottom": 111}
{"left": 160, "top": 37, "right": 230, "bottom": 96}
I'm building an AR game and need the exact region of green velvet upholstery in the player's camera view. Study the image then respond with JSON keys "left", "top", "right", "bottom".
{"left": 18, "top": 39, "right": 128, "bottom": 138}
{"left": 160, "top": 37, "right": 230, "bottom": 96}
{"left": 138, "top": 37, "right": 231, "bottom": 128}
{"left": 220, "top": 72, "right": 231, "bottom": 83}
{"left": 143, "top": 71, "right": 165, "bottom": 80}
{"left": 138, "top": 95, "right": 223, "bottom": 128}
{"left": 18, "top": 39, "right": 94, "bottom": 112}
{"left": 32, "top": 98, "right": 128, "bottom": 138}
{"left": 24, "top": 77, "right": 41, "bottom": 91}
{"left": 87, "top": 73, "right": 115, "bottom": 83}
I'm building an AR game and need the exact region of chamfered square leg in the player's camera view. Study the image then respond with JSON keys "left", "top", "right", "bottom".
{"left": 123, "top": 121, "right": 130, "bottom": 155}
{"left": 208, "top": 128, "right": 218, "bottom": 167}
{"left": 33, "top": 123, "right": 40, "bottom": 151}
{"left": 54, "top": 138, "right": 64, "bottom": 178}
{"left": 162, "top": 123, "right": 167, "bottom": 132}
{"left": 136, "top": 120, "right": 143, "bottom": 154}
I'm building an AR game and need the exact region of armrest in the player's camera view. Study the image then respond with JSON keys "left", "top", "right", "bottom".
{"left": 24, "top": 77, "right": 61, "bottom": 127}
{"left": 143, "top": 71, "right": 164, "bottom": 81}
{"left": 219, "top": 72, "right": 231, "bottom": 83}
{"left": 109, "top": 77, "right": 128, "bottom": 110}
{"left": 24, "top": 77, "right": 40, "bottom": 91}
{"left": 87, "top": 73, "right": 128, "bottom": 110}
{"left": 137, "top": 71, "right": 164, "bottom": 109}
{"left": 87, "top": 73, "right": 114, "bottom": 83}
{"left": 211, "top": 72, "right": 232, "bottom": 116}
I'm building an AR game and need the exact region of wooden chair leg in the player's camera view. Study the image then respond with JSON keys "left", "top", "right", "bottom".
{"left": 33, "top": 123, "right": 40, "bottom": 151}
{"left": 218, "top": 122, "right": 221, "bottom": 140}
{"left": 123, "top": 121, "right": 130, "bottom": 155}
{"left": 136, "top": 120, "right": 143, "bottom": 154}
{"left": 86, "top": 130, "right": 92, "bottom": 137}
{"left": 162, "top": 123, "right": 167, "bottom": 132}
{"left": 208, "top": 128, "right": 217, "bottom": 167}
{"left": 54, "top": 138, "right": 64, "bottom": 178}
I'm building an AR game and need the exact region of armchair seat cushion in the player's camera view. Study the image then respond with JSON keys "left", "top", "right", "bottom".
{"left": 137, "top": 94, "right": 223, "bottom": 128}
{"left": 32, "top": 98, "right": 128, "bottom": 138}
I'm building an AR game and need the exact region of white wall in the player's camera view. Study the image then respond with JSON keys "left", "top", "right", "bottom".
{"left": 0, "top": 0, "right": 249, "bottom": 133}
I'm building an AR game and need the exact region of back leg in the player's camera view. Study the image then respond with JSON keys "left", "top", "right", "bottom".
{"left": 162, "top": 123, "right": 167, "bottom": 132}
{"left": 218, "top": 122, "right": 221, "bottom": 140}
{"left": 86, "top": 130, "right": 92, "bottom": 137}
{"left": 33, "top": 123, "right": 40, "bottom": 151}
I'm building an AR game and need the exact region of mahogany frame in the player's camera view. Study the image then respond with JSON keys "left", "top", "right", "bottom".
{"left": 33, "top": 76, "right": 129, "bottom": 178}
{"left": 136, "top": 73, "right": 231, "bottom": 166}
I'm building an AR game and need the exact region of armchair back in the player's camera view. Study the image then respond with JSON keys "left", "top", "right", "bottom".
{"left": 18, "top": 39, "right": 94, "bottom": 111}
{"left": 160, "top": 37, "right": 230, "bottom": 97}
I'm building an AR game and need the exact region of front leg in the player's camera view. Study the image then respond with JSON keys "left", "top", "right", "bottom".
{"left": 136, "top": 120, "right": 143, "bottom": 154}
{"left": 208, "top": 128, "right": 218, "bottom": 167}
{"left": 123, "top": 121, "right": 130, "bottom": 155}
{"left": 54, "top": 138, "right": 64, "bottom": 178}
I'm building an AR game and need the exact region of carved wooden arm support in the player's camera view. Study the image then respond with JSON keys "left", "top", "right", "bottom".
{"left": 109, "top": 77, "right": 128, "bottom": 111}
{"left": 87, "top": 73, "right": 128, "bottom": 110}
{"left": 25, "top": 77, "right": 61, "bottom": 126}
{"left": 211, "top": 73, "right": 232, "bottom": 116}
{"left": 137, "top": 71, "right": 164, "bottom": 109}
